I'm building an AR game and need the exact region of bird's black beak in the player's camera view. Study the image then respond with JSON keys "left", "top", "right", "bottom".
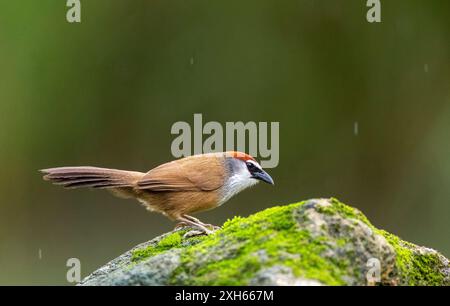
{"left": 252, "top": 170, "right": 274, "bottom": 185}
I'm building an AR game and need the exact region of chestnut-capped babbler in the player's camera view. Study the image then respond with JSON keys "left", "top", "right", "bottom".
{"left": 40, "top": 151, "right": 274, "bottom": 234}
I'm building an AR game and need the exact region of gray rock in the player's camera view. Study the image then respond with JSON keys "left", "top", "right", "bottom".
{"left": 250, "top": 265, "right": 324, "bottom": 286}
{"left": 79, "top": 198, "right": 449, "bottom": 286}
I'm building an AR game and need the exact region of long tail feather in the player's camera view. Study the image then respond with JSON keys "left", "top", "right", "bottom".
{"left": 40, "top": 166, "right": 144, "bottom": 189}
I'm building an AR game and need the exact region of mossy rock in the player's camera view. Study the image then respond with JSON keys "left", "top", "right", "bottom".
{"left": 79, "top": 199, "right": 449, "bottom": 286}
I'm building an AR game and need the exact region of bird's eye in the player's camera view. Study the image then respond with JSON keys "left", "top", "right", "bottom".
{"left": 246, "top": 161, "right": 258, "bottom": 172}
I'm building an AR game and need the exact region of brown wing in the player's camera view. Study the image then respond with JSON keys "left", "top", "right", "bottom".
{"left": 137, "top": 154, "right": 226, "bottom": 192}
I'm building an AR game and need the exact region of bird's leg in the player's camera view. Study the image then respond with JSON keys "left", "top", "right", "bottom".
{"left": 177, "top": 215, "right": 213, "bottom": 236}
{"left": 183, "top": 215, "right": 202, "bottom": 224}
{"left": 184, "top": 215, "right": 221, "bottom": 231}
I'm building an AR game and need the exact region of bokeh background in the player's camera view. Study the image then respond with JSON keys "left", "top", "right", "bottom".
{"left": 0, "top": 0, "right": 449, "bottom": 285}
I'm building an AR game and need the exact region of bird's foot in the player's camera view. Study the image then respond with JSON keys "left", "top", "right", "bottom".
{"left": 183, "top": 215, "right": 221, "bottom": 231}
{"left": 183, "top": 229, "right": 211, "bottom": 238}
{"left": 177, "top": 215, "right": 219, "bottom": 238}
{"left": 174, "top": 222, "right": 218, "bottom": 233}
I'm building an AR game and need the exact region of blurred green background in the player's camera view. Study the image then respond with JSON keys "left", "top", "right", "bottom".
{"left": 0, "top": 0, "right": 449, "bottom": 285}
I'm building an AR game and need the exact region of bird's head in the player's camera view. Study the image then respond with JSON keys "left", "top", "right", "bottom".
{"left": 225, "top": 151, "right": 274, "bottom": 185}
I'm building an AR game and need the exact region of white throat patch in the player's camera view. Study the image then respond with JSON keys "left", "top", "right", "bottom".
{"left": 218, "top": 159, "right": 259, "bottom": 206}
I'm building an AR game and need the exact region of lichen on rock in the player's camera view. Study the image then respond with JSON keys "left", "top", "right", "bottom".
{"left": 79, "top": 198, "right": 449, "bottom": 286}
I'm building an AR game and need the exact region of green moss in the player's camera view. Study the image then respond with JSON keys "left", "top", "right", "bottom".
{"left": 169, "top": 202, "right": 349, "bottom": 285}
{"left": 315, "top": 198, "right": 447, "bottom": 285}
{"left": 377, "top": 230, "right": 446, "bottom": 286}
{"left": 318, "top": 198, "right": 373, "bottom": 227}
{"left": 131, "top": 231, "right": 183, "bottom": 262}
{"left": 128, "top": 198, "right": 448, "bottom": 286}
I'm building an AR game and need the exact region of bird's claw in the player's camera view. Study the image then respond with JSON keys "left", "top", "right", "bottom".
{"left": 183, "top": 229, "right": 209, "bottom": 238}
{"left": 182, "top": 225, "right": 221, "bottom": 238}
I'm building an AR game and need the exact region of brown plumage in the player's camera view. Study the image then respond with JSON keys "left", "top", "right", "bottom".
{"left": 40, "top": 152, "right": 274, "bottom": 234}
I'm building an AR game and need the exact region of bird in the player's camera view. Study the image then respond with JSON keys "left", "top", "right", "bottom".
{"left": 40, "top": 151, "right": 274, "bottom": 235}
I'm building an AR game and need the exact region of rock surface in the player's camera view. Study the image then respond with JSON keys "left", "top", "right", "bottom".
{"left": 79, "top": 199, "right": 449, "bottom": 286}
